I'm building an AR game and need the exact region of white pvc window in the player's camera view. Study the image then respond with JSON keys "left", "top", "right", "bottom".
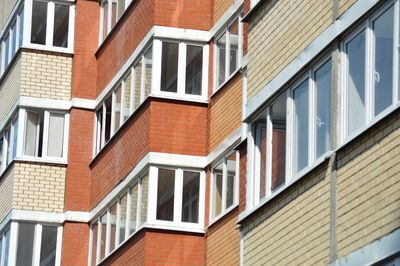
{"left": 99, "top": 0, "right": 130, "bottom": 43}
{"left": 89, "top": 173, "right": 148, "bottom": 265}
{"left": 210, "top": 151, "right": 239, "bottom": 223}
{"left": 215, "top": 16, "right": 242, "bottom": 90}
{"left": 28, "top": 0, "right": 75, "bottom": 52}
{"left": 21, "top": 109, "right": 69, "bottom": 161}
{"left": 0, "top": 112, "right": 19, "bottom": 175}
{"left": 342, "top": 2, "right": 399, "bottom": 141}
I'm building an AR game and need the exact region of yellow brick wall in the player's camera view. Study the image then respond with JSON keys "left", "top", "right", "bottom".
{"left": 242, "top": 163, "right": 331, "bottom": 265}
{"left": 0, "top": 165, "right": 14, "bottom": 223}
{"left": 12, "top": 162, "right": 66, "bottom": 212}
{"left": 213, "top": 0, "right": 234, "bottom": 24}
{"left": 336, "top": 111, "right": 400, "bottom": 258}
{"left": 20, "top": 51, "right": 72, "bottom": 100}
{"left": 339, "top": 0, "right": 358, "bottom": 17}
{"left": 247, "top": 0, "right": 333, "bottom": 100}
{"left": 209, "top": 75, "right": 242, "bottom": 152}
{"left": 206, "top": 208, "right": 240, "bottom": 265}
{"left": 0, "top": 0, "right": 17, "bottom": 30}
{"left": 0, "top": 53, "right": 21, "bottom": 124}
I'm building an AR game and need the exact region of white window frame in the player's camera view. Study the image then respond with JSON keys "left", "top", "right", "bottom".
{"left": 209, "top": 150, "right": 240, "bottom": 224}
{"left": 214, "top": 15, "right": 243, "bottom": 92}
{"left": 148, "top": 166, "right": 205, "bottom": 230}
{"left": 89, "top": 174, "right": 148, "bottom": 265}
{"left": 99, "top": 0, "right": 123, "bottom": 44}
{"left": 25, "top": 0, "right": 75, "bottom": 53}
{"left": 153, "top": 39, "right": 209, "bottom": 101}
{"left": 340, "top": 1, "right": 400, "bottom": 144}
{"left": 19, "top": 108, "right": 69, "bottom": 163}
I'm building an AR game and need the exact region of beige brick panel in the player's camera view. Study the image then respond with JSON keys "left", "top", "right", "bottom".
{"left": 0, "top": 165, "right": 14, "bottom": 223}
{"left": 247, "top": 0, "right": 332, "bottom": 100}
{"left": 242, "top": 164, "right": 331, "bottom": 266}
{"left": 0, "top": 53, "right": 21, "bottom": 123}
{"left": 20, "top": 51, "right": 72, "bottom": 100}
{"left": 0, "top": 0, "right": 17, "bottom": 30}
{"left": 339, "top": 0, "right": 358, "bottom": 17}
{"left": 336, "top": 112, "right": 400, "bottom": 258}
{"left": 12, "top": 162, "right": 66, "bottom": 213}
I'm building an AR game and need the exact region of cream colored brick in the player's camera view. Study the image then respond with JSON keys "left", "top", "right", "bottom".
{"left": 0, "top": 0, "right": 17, "bottom": 30}
{"left": 0, "top": 165, "right": 14, "bottom": 222}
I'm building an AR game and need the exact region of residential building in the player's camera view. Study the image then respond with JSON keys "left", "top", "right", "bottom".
{"left": 0, "top": 0, "right": 398, "bottom": 265}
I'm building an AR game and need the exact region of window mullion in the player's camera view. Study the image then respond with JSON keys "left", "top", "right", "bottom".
{"left": 266, "top": 107, "right": 272, "bottom": 197}
{"left": 42, "top": 111, "right": 50, "bottom": 158}
{"left": 63, "top": 113, "right": 70, "bottom": 160}
{"left": 110, "top": 90, "right": 116, "bottom": 136}
{"left": 107, "top": 0, "right": 112, "bottom": 34}
{"left": 33, "top": 223, "right": 42, "bottom": 266}
{"left": 285, "top": 90, "right": 293, "bottom": 181}
{"left": 24, "top": 0, "right": 32, "bottom": 47}
{"left": 366, "top": 21, "right": 374, "bottom": 123}
{"left": 136, "top": 178, "right": 142, "bottom": 229}
{"left": 225, "top": 30, "right": 230, "bottom": 80}
{"left": 253, "top": 126, "right": 261, "bottom": 204}
{"left": 115, "top": 199, "right": 121, "bottom": 247}
{"left": 96, "top": 219, "right": 101, "bottom": 265}
{"left": 105, "top": 208, "right": 111, "bottom": 256}
{"left": 140, "top": 55, "right": 145, "bottom": 103}
{"left": 152, "top": 40, "right": 162, "bottom": 94}
{"left": 177, "top": 42, "right": 187, "bottom": 96}
{"left": 309, "top": 71, "right": 316, "bottom": 164}
{"left": 101, "top": 103, "right": 106, "bottom": 147}
{"left": 46, "top": 2, "right": 55, "bottom": 47}
{"left": 55, "top": 226, "right": 63, "bottom": 266}
{"left": 221, "top": 158, "right": 228, "bottom": 211}
{"left": 129, "top": 66, "right": 135, "bottom": 115}
{"left": 125, "top": 188, "right": 131, "bottom": 240}
{"left": 17, "top": 109, "right": 26, "bottom": 158}
{"left": 235, "top": 151, "right": 240, "bottom": 205}
{"left": 120, "top": 80, "right": 126, "bottom": 126}
{"left": 174, "top": 169, "right": 183, "bottom": 223}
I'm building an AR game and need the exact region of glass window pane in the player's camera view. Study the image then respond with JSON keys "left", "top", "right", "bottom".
{"left": 111, "top": 1, "right": 117, "bottom": 28}
{"left": 229, "top": 20, "right": 239, "bottom": 75}
{"left": 4, "top": 34, "right": 10, "bottom": 68}
{"left": 39, "top": 226, "right": 57, "bottom": 266}
{"left": 19, "top": 9, "right": 24, "bottom": 47}
{"left": 270, "top": 94, "right": 286, "bottom": 191}
{"left": 161, "top": 42, "right": 179, "bottom": 93}
{"left": 123, "top": 72, "right": 131, "bottom": 121}
{"left": 100, "top": 214, "right": 107, "bottom": 260}
{"left": 12, "top": 118, "right": 18, "bottom": 160}
{"left": 119, "top": 194, "right": 127, "bottom": 244}
{"left": 110, "top": 204, "right": 117, "bottom": 251}
{"left": 134, "top": 59, "right": 142, "bottom": 108}
{"left": 226, "top": 152, "right": 237, "bottom": 209}
{"left": 47, "top": 113, "right": 65, "bottom": 157}
{"left": 156, "top": 169, "right": 175, "bottom": 221}
{"left": 0, "top": 138, "right": 3, "bottom": 173}
{"left": 255, "top": 118, "right": 267, "bottom": 199}
{"left": 104, "top": 96, "right": 112, "bottom": 142}
{"left": 346, "top": 31, "right": 366, "bottom": 136}
{"left": 3, "top": 229, "right": 10, "bottom": 266}
{"left": 182, "top": 171, "right": 200, "bottom": 223}
{"left": 213, "top": 162, "right": 223, "bottom": 218}
{"left": 114, "top": 85, "right": 122, "bottom": 132}
{"left": 91, "top": 223, "right": 98, "bottom": 266}
{"left": 5, "top": 130, "right": 10, "bottom": 166}
{"left": 96, "top": 109, "right": 103, "bottom": 151}
{"left": 140, "top": 173, "right": 148, "bottom": 226}
{"left": 217, "top": 33, "right": 226, "bottom": 86}
{"left": 102, "top": 1, "right": 108, "bottom": 40}
{"left": 31, "top": 1, "right": 47, "bottom": 45}
{"left": 185, "top": 45, "right": 203, "bottom": 95}
{"left": 293, "top": 80, "right": 309, "bottom": 173}
{"left": 117, "top": 0, "right": 125, "bottom": 19}
{"left": 144, "top": 47, "right": 153, "bottom": 98}
{"left": 16, "top": 223, "right": 35, "bottom": 266}
{"left": 373, "top": 6, "right": 394, "bottom": 116}
{"left": 0, "top": 236, "right": 2, "bottom": 265}
{"left": 315, "top": 60, "right": 332, "bottom": 158}
{"left": 53, "top": 4, "right": 69, "bottom": 47}
{"left": 11, "top": 23, "right": 17, "bottom": 57}
{"left": 129, "top": 184, "right": 138, "bottom": 234}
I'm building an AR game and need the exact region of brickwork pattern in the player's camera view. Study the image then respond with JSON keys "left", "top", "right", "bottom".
{"left": 247, "top": 0, "right": 332, "bottom": 100}
{"left": 213, "top": 0, "right": 234, "bottom": 24}
{"left": 0, "top": 165, "right": 14, "bottom": 223}
{"left": 0, "top": 0, "right": 16, "bottom": 30}
{"left": 206, "top": 208, "right": 240, "bottom": 266}
{"left": 339, "top": 0, "right": 358, "bottom": 17}
{"left": 12, "top": 162, "right": 66, "bottom": 212}
{"left": 61, "top": 223, "right": 90, "bottom": 266}
{"left": 242, "top": 163, "right": 331, "bottom": 265}
{"left": 209, "top": 74, "right": 242, "bottom": 152}
{"left": 0, "top": 53, "right": 21, "bottom": 123}
{"left": 336, "top": 111, "right": 400, "bottom": 258}
{"left": 20, "top": 51, "right": 72, "bottom": 100}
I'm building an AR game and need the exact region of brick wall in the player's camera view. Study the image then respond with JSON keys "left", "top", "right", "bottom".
{"left": 96, "top": 0, "right": 155, "bottom": 94}
{"left": 212, "top": 0, "right": 234, "bottom": 24}
{"left": 0, "top": 53, "right": 21, "bottom": 123}
{"left": 61, "top": 222, "right": 90, "bottom": 266}
{"left": 339, "top": 0, "right": 358, "bottom": 17}
{"left": 12, "top": 162, "right": 66, "bottom": 212}
{"left": 242, "top": 162, "right": 331, "bottom": 265}
{"left": 0, "top": 165, "right": 14, "bottom": 223}
{"left": 154, "top": 0, "right": 211, "bottom": 30}
{"left": 208, "top": 74, "right": 242, "bottom": 152}
{"left": 206, "top": 208, "right": 240, "bottom": 265}
{"left": 20, "top": 50, "right": 72, "bottom": 100}
{"left": 247, "top": 0, "right": 333, "bottom": 100}
{"left": 336, "top": 110, "right": 400, "bottom": 258}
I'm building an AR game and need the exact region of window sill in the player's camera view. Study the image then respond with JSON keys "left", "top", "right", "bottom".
{"left": 208, "top": 203, "right": 238, "bottom": 228}
{"left": 14, "top": 156, "right": 68, "bottom": 166}
{"left": 211, "top": 68, "right": 242, "bottom": 98}
{"left": 23, "top": 44, "right": 73, "bottom": 55}
{"left": 237, "top": 152, "right": 331, "bottom": 224}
